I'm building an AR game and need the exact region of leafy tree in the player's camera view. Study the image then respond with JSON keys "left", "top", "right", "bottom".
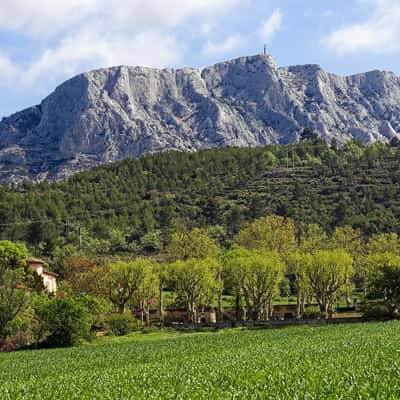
{"left": 239, "top": 251, "right": 284, "bottom": 320}
{"left": 0, "top": 241, "right": 29, "bottom": 340}
{"left": 140, "top": 231, "right": 163, "bottom": 254}
{"left": 236, "top": 215, "right": 297, "bottom": 258}
{"left": 106, "top": 259, "right": 150, "bottom": 314}
{"left": 108, "top": 228, "right": 129, "bottom": 253}
{"left": 367, "top": 233, "right": 400, "bottom": 255}
{"left": 300, "top": 224, "right": 328, "bottom": 253}
{"left": 366, "top": 252, "right": 400, "bottom": 314}
{"left": 222, "top": 246, "right": 251, "bottom": 321}
{"left": 305, "top": 250, "right": 353, "bottom": 317}
{"left": 166, "top": 228, "right": 220, "bottom": 262}
{"left": 300, "top": 128, "right": 319, "bottom": 142}
{"left": 169, "top": 258, "right": 220, "bottom": 323}
{"left": 154, "top": 262, "right": 169, "bottom": 325}
{"left": 223, "top": 247, "right": 284, "bottom": 321}
{"left": 286, "top": 252, "right": 312, "bottom": 317}
{"left": 330, "top": 226, "right": 364, "bottom": 306}
{"left": 131, "top": 262, "right": 159, "bottom": 326}
{"left": 279, "top": 277, "right": 291, "bottom": 299}
{"left": 63, "top": 258, "right": 105, "bottom": 296}
{"left": 34, "top": 297, "right": 91, "bottom": 347}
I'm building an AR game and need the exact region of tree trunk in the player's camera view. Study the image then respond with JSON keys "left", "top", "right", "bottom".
{"left": 267, "top": 297, "right": 274, "bottom": 320}
{"left": 217, "top": 293, "right": 224, "bottom": 323}
{"left": 345, "top": 287, "right": 352, "bottom": 308}
{"left": 158, "top": 281, "right": 164, "bottom": 326}
{"left": 188, "top": 303, "right": 196, "bottom": 324}
{"left": 140, "top": 310, "right": 144, "bottom": 327}
{"left": 235, "top": 294, "right": 241, "bottom": 321}
{"left": 118, "top": 302, "right": 125, "bottom": 314}
{"left": 145, "top": 305, "right": 150, "bottom": 327}
{"left": 296, "top": 295, "right": 301, "bottom": 318}
{"left": 300, "top": 297, "right": 306, "bottom": 316}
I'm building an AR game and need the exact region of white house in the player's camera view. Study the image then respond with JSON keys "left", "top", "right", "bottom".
{"left": 26, "top": 257, "right": 58, "bottom": 294}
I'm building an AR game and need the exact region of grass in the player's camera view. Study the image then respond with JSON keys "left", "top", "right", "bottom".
{"left": 1, "top": 321, "right": 400, "bottom": 399}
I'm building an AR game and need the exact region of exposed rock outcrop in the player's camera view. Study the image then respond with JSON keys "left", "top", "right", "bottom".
{"left": 1, "top": 54, "right": 400, "bottom": 182}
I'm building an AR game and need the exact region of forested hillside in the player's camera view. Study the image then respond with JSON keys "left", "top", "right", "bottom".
{"left": 1, "top": 137, "right": 400, "bottom": 260}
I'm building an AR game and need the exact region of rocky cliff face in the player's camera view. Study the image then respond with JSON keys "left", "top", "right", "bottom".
{"left": 1, "top": 54, "right": 400, "bottom": 183}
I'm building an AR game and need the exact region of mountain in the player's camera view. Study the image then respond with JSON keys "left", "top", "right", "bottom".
{"left": 1, "top": 54, "right": 400, "bottom": 183}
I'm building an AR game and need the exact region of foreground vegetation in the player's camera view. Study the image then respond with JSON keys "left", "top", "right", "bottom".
{"left": 1, "top": 322, "right": 400, "bottom": 399}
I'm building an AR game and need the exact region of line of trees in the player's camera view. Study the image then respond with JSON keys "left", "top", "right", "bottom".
{"left": 58, "top": 217, "right": 400, "bottom": 324}
{"left": 2, "top": 215, "right": 400, "bottom": 350}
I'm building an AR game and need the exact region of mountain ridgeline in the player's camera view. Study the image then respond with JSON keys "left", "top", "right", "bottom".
{"left": 1, "top": 54, "right": 400, "bottom": 183}
{"left": 1, "top": 140, "right": 400, "bottom": 256}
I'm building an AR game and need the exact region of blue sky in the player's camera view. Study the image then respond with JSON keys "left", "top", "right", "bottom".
{"left": 0, "top": 0, "right": 399, "bottom": 118}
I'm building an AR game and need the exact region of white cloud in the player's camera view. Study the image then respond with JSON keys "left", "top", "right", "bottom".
{"left": 22, "top": 30, "right": 182, "bottom": 87}
{"left": 258, "top": 9, "right": 282, "bottom": 42}
{"left": 202, "top": 35, "right": 246, "bottom": 56}
{"left": 0, "top": 0, "right": 241, "bottom": 36}
{"left": 324, "top": 0, "right": 400, "bottom": 54}
{"left": 0, "top": 0, "right": 97, "bottom": 36}
{"left": 0, "top": 53, "right": 19, "bottom": 86}
{"left": 104, "top": 0, "right": 242, "bottom": 31}
{"left": 0, "top": 0, "right": 243, "bottom": 91}
{"left": 199, "top": 22, "right": 214, "bottom": 37}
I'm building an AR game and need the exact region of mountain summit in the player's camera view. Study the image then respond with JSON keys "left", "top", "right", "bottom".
{"left": 1, "top": 54, "right": 400, "bottom": 183}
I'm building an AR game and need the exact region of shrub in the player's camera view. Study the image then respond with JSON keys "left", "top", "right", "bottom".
{"left": 106, "top": 313, "right": 138, "bottom": 336}
{"left": 302, "top": 306, "right": 322, "bottom": 319}
{"left": 0, "top": 338, "right": 19, "bottom": 352}
{"left": 35, "top": 297, "right": 91, "bottom": 348}
{"left": 363, "top": 304, "right": 392, "bottom": 319}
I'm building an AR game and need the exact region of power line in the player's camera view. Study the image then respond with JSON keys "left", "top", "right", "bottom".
{"left": 0, "top": 204, "right": 138, "bottom": 228}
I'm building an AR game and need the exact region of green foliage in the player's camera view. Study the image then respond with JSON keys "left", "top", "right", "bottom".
{"left": 106, "top": 259, "right": 156, "bottom": 314}
{"left": 367, "top": 233, "right": 400, "bottom": 255}
{"left": 106, "top": 313, "right": 138, "bottom": 336}
{"left": 223, "top": 247, "right": 284, "bottom": 320}
{"left": 279, "top": 277, "right": 291, "bottom": 298}
{"left": 363, "top": 304, "right": 392, "bottom": 319}
{"left": 140, "top": 230, "right": 163, "bottom": 254}
{"left": 300, "top": 128, "right": 319, "bottom": 142}
{"left": 2, "top": 141, "right": 400, "bottom": 258}
{"left": 366, "top": 252, "right": 400, "bottom": 312}
{"left": 166, "top": 228, "right": 220, "bottom": 261}
{"left": 0, "top": 241, "right": 29, "bottom": 340}
{"left": 169, "top": 258, "right": 221, "bottom": 322}
{"left": 1, "top": 322, "right": 400, "bottom": 398}
{"left": 235, "top": 215, "right": 297, "bottom": 257}
{"left": 305, "top": 250, "right": 353, "bottom": 316}
{"left": 301, "top": 306, "right": 322, "bottom": 319}
{"left": 34, "top": 297, "right": 91, "bottom": 347}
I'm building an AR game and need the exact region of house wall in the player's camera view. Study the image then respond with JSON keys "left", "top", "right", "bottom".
{"left": 26, "top": 259, "right": 57, "bottom": 294}
{"left": 42, "top": 274, "right": 57, "bottom": 294}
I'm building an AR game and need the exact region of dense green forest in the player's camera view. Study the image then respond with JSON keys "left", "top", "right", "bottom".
{"left": 1, "top": 137, "right": 400, "bottom": 261}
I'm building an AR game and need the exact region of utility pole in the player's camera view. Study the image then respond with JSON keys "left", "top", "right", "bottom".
{"left": 292, "top": 149, "right": 295, "bottom": 169}
{"left": 263, "top": 44, "right": 267, "bottom": 55}
{"left": 78, "top": 226, "right": 83, "bottom": 249}
{"left": 286, "top": 149, "right": 289, "bottom": 169}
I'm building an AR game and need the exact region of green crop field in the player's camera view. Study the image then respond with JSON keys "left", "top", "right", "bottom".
{"left": 1, "top": 322, "right": 400, "bottom": 399}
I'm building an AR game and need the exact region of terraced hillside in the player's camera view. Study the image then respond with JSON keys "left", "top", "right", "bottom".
{"left": 0, "top": 140, "right": 399, "bottom": 253}
{"left": 224, "top": 157, "right": 400, "bottom": 234}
